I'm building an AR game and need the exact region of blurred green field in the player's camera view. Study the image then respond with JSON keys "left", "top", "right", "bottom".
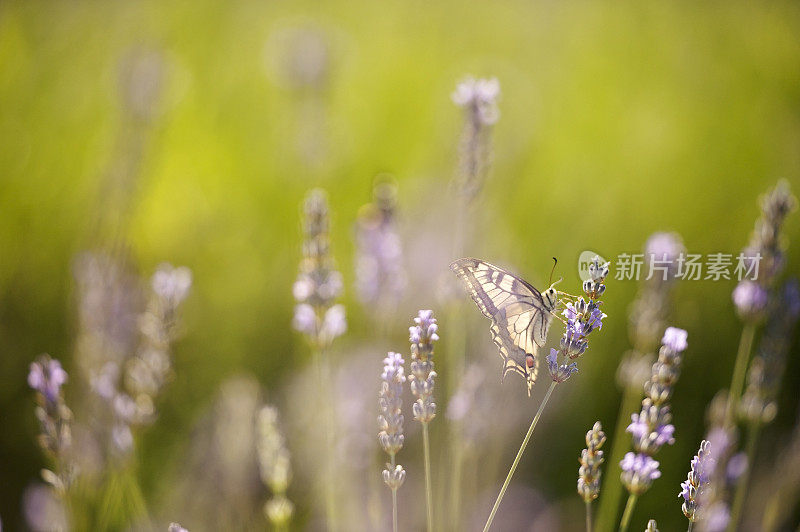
{"left": 1, "top": 0, "right": 800, "bottom": 530}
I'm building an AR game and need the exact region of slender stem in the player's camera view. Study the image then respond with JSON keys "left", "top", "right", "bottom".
{"left": 725, "top": 323, "right": 757, "bottom": 427}
{"left": 391, "top": 454, "right": 398, "bottom": 532}
{"left": 619, "top": 494, "right": 638, "bottom": 532}
{"left": 727, "top": 422, "right": 760, "bottom": 532}
{"left": 422, "top": 423, "right": 434, "bottom": 532}
{"left": 597, "top": 383, "right": 643, "bottom": 528}
{"left": 585, "top": 501, "right": 593, "bottom": 532}
{"left": 483, "top": 381, "right": 558, "bottom": 532}
{"left": 316, "top": 346, "right": 337, "bottom": 532}
{"left": 688, "top": 521, "right": 695, "bottom": 532}
{"left": 450, "top": 437, "right": 464, "bottom": 530}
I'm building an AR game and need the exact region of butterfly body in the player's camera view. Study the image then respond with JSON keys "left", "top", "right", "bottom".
{"left": 450, "top": 257, "right": 562, "bottom": 396}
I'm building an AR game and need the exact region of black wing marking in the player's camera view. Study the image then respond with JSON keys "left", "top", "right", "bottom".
{"left": 450, "top": 258, "right": 555, "bottom": 394}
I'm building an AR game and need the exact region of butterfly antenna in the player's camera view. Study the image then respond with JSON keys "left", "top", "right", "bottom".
{"left": 549, "top": 257, "right": 558, "bottom": 286}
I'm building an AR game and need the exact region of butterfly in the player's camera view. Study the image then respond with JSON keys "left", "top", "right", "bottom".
{"left": 450, "top": 257, "right": 568, "bottom": 396}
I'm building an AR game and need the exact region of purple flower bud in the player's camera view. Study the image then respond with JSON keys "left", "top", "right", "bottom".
{"left": 732, "top": 280, "right": 768, "bottom": 321}
{"left": 661, "top": 327, "right": 688, "bottom": 352}
{"left": 547, "top": 348, "right": 579, "bottom": 383}
{"left": 28, "top": 356, "right": 68, "bottom": 404}
{"left": 620, "top": 452, "right": 661, "bottom": 495}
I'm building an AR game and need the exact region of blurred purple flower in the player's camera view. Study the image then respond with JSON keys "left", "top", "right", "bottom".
{"left": 732, "top": 280, "right": 768, "bottom": 321}
{"left": 627, "top": 415, "right": 674, "bottom": 447}
{"left": 151, "top": 264, "right": 192, "bottom": 306}
{"left": 620, "top": 452, "right": 661, "bottom": 495}
{"left": 547, "top": 348, "right": 578, "bottom": 383}
{"left": 292, "top": 303, "right": 316, "bottom": 335}
{"left": 28, "top": 356, "right": 68, "bottom": 404}
{"left": 662, "top": 326, "right": 688, "bottom": 352}
{"left": 679, "top": 440, "right": 713, "bottom": 522}
{"left": 726, "top": 452, "right": 748, "bottom": 483}
{"left": 452, "top": 77, "right": 500, "bottom": 126}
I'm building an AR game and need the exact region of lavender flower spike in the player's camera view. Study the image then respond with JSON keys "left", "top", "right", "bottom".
{"left": 680, "top": 440, "right": 713, "bottom": 523}
{"left": 28, "top": 354, "right": 73, "bottom": 494}
{"left": 28, "top": 356, "right": 68, "bottom": 405}
{"left": 409, "top": 310, "right": 438, "bottom": 423}
{"left": 620, "top": 452, "right": 661, "bottom": 495}
{"left": 380, "top": 351, "right": 406, "bottom": 532}
{"left": 293, "top": 189, "right": 346, "bottom": 347}
{"left": 645, "top": 519, "right": 659, "bottom": 532}
{"left": 732, "top": 280, "right": 768, "bottom": 322}
{"left": 578, "top": 421, "right": 606, "bottom": 502}
{"left": 379, "top": 352, "right": 406, "bottom": 462}
{"left": 548, "top": 349, "right": 578, "bottom": 383}
{"left": 547, "top": 258, "right": 609, "bottom": 385}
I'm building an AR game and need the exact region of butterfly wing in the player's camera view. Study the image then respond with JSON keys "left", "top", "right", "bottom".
{"left": 450, "top": 258, "right": 554, "bottom": 394}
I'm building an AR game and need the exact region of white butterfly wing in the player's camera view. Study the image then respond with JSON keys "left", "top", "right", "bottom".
{"left": 450, "top": 258, "right": 554, "bottom": 393}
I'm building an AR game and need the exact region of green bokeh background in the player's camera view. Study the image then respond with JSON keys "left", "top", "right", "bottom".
{"left": 1, "top": 0, "right": 800, "bottom": 530}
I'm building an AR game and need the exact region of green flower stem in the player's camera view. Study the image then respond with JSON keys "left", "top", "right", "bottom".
{"left": 316, "top": 346, "right": 338, "bottom": 532}
{"left": 597, "top": 383, "right": 643, "bottom": 528}
{"left": 483, "top": 381, "right": 558, "bottom": 532}
{"left": 586, "top": 501, "right": 593, "bottom": 532}
{"left": 727, "top": 422, "right": 760, "bottom": 532}
{"left": 422, "top": 423, "right": 434, "bottom": 532}
{"left": 725, "top": 323, "right": 757, "bottom": 427}
{"left": 391, "top": 453, "right": 399, "bottom": 532}
{"left": 618, "top": 493, "right": 638, "bottom": 532}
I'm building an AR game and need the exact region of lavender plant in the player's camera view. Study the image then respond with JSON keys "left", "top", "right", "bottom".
{"left": 28, "top": 355, "right": 74, "bottom": 498}
{"left": 646, "top": 519, "right": 659, "bottom": 532}
{"left": 408, "top": 310, "right": 438, "bottom": 532}
{"left": 355, "top": 177, "right": 406, "bottom": 318}
{"left": 125, "top": 264, "right": 192, "bottom": 428}
{"left": 293, "top": 189, "right": 346, "bottom": 349}
{"left": 719, "top": 181, "right": 796, "bottom": 532}
{"left": 378, "top": 352, "right": 406, "bottom": 532}
{"left": 293, "top": 188, "right": 345, "bottom": 530}
{"left": 578, "top": 421, "right": 606, "bottom": 532}
{"left": 257, "top": 405, "right": 294, "bottom": 530}
{"left": 483, "top": 256, "right": 609, "bottom": 532}
{"left": 451, "top": 77, "right": 500, "bottom": 203}
{"left": 599, "top": 232, "right": 685, "bottom": 528}
{"left": 680, "top": 440, "right": 713, "bottom": 531}
{"left": 619, "top": 327, "right": 688, "bottom": 532}
{"left": 726, "top": 180, "right": 795, "bottom": 427}
{"left": 726, "top": 278, "right": 800, "bottom": 529}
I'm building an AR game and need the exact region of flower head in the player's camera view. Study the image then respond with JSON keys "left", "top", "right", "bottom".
{"left": 620, "top": 452, "right": 661, "bottom": 495}
{"left": 547, "top": 348, "right": 578, "bottom": 383}
{"left": 732, "top": 280, "right": 768, "bottom": 322}
{"left": 293, "top": 189, "right": 346, "bottom": 347}
{"left": 452, "top": 77, "right": 500, "bottom": 126}
{"left": 409, "top": 310, "right": 438, "bottom": 423}
{"left": 378, "top": 352, "right": 406, "bottom": 456}
{"left": 28, "top": 356, "right": 68, "bottom": 405}
{"left": 151, "top": 264, "right": 192, "bottom": 307}
{"left": 662, "top": 327, "right": 688, "bottom": 353}
{"left": 379, "top": 351, "right": 407, "bottom": 492}
{"left": 583, "top": 256, "right": 610, "bottom": 298}
{"left": 578, "top": 421, "right": 606, "bottom": 502}
{"left": 679, "top": 440, "right": 713, "bottom": 522}
{"left": 355, "top": 177, "right": 406, "bottom": 308}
